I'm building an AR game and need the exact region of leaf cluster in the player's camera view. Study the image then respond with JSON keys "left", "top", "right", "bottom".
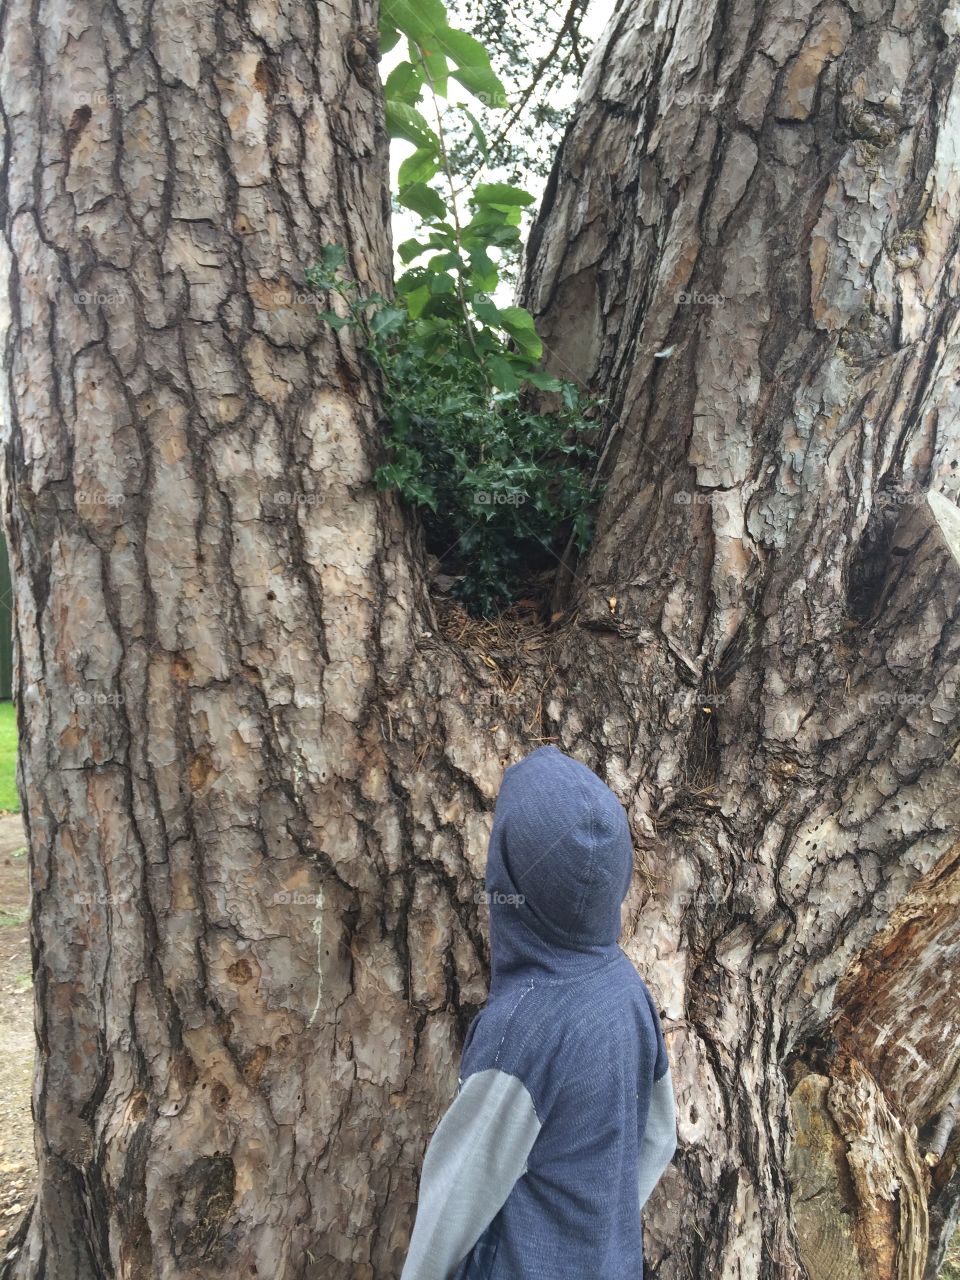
{"left": 306, "top": 0, "right": 600, "bottom": 616}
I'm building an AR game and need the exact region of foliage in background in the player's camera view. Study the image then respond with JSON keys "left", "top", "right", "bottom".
{"left": 0, "top": 701, "right": 19, "bottom": 812}
{"left": 308, "top": 242, "right": 597, "bottom": 617}
{"left": 309, "top": 0, "right": 600, "bottom": 616}
{"left": 444, "top": 0, "right": 596, "bottom": 287}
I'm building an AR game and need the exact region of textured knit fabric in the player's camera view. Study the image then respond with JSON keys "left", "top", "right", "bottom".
{"left": 399, "top": 1070, "right": 542, "bottom": 1280}
{"left": 401, "top": 745, "right": 676, "bottom": 1280}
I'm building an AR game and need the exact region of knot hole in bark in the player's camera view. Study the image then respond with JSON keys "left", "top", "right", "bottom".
{"left": 64, "top": 105, "right": 91, "bottom": 163}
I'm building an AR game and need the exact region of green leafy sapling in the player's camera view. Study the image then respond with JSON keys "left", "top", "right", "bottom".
{"left": 307, "top": 0, "right": 601, "bottom": 616}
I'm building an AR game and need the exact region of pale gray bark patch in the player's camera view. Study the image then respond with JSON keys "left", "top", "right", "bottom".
{"left": 521, "top": 0, "right": 960, "bottom": 1277}
{"left": 3, "top": 0, "right": 960, "bottom": 1275}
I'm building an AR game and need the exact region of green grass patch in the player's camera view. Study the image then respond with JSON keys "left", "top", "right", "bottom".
{"left": 0, "top": 700, "right": 19, "bottom": 812}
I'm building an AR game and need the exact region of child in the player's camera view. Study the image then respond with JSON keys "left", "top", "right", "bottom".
{"left": 401, "top": 745, "right": 677, "bottom": 1279}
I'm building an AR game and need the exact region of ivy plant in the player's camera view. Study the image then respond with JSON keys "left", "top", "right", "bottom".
{"left": 306, "top": 0, "right": 600, "bottom": 617}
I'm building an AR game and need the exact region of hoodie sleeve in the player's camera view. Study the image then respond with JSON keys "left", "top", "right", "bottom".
{"left": 637, "top": 1059, "right": 677, "bottom": 1211}
{"left": 400, "top": 1068, "right": 542, "bottom": 1280}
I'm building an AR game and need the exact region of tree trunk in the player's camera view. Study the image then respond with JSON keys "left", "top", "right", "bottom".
{"left": 1, "top": 0, "right": 960, "bottom": 1278}
{"left": 520, "top": 0, "right": 960, "bottom": 1277}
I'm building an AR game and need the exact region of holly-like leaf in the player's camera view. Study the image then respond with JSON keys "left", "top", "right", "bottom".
{"left": 370, "top": 306, "right": 407, "bottom": 337}
{"left": 319, "top": 243, "right": 347, "bottom": 272}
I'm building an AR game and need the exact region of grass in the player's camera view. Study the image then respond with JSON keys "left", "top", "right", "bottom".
{"left": 0, "top": 700, "right": 18, "bottom": 812}
{"left": 0, "top": 905, "right": 28, "bottom": 928}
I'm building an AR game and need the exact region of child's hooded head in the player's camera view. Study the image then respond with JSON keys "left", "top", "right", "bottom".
{"left": 485, "top": 745, "right": 634, "bottom": 959}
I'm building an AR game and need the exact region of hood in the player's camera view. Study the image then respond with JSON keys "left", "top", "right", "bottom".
{"left": 484, "top": 745, "right": 634, "bottom": 992}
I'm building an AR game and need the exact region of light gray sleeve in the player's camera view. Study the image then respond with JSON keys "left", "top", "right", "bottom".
{"left": 638, "top": 1066, "right": 677, "bottom": 1211}
{"left": 400, "top": 1068, "right": 541, "bottom": 1280}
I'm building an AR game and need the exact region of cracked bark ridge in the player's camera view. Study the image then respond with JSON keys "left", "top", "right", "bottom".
{"left": 3, "top": 0, "right": 960, "bottom": 1276}
{"left": 0, "top": 0, "right": 515, "bottom": 1276}
{"left": 521, "top": 0, "right": 960, "bottom": 1277}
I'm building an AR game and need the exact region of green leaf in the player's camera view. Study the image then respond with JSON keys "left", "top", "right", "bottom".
{"left": 370, "top": 307, "right": 407, "bottom": 337}
{"left": 379, "top": 22, "right": 401, "bottom": 54}
{"left": 398, "top": 146, "right": 439, "bottom": 188}
{"left": 414, "top": 40, "right": 449, "bottom": 97}
{"left": 384, "top": 101, "right": 439, "bottom": 149}
{"left": 397, "top": 238, "right": 427, "bottom": 264}
{"left": 318, "top": 310, "right": 351, "bottom": 331}
{"left": 461, "top": 106, "right": 489, "bottom": 161}
{"left": 429, "top": 272, "right": 456, "bottom": 296}
{"left": 432, "top": 28, "right": 505, "bottom": 104}
{"left": 426, "top": 252, "right": 462, "bottom": 272}
{"left": 398, "top": 182, "right": 448, "bottom": 221}
{"left": 381, "top": 0, "right": 448, "bottom": 45}
{"left": 404, "top": 283, "right": 431, "bottom": 319}
{"left": 466, "top": 247, "right": 498, "bottom": 292}
{"left": 498, "top": 306, "right": 542, "bottom": 359}
{"left": 486, "top": 355, "right": 520, "bottom": 392}
{"left": 472, "top": 297, "right": 500, "bottom": 327}
{"left": 320, "top": 243, "right": 347, "bottom": 272}
{"left": 473, "top": 182, "right": 534, "bottom": 209}
{"left": 384, "top": 61, "right": 424, "bottom": 106}
{"left": 523, "top": 370, "right": 564, "bottom": 391}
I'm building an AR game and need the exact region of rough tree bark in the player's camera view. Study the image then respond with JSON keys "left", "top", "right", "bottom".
{"left": 520, "top": 0, "right": 960, "bottom": 1277}
{"left": 1, "top": 0, "right": 959, "bottom": 1279}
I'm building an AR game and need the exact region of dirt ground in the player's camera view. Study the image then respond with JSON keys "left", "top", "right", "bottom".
{"left": 0, "top": 812, "right": 32, "bottom": 1249}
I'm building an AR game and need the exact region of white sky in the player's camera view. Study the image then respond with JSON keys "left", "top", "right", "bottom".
{"left": 386, "top": 0, "right": 618, "bottom": 278}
